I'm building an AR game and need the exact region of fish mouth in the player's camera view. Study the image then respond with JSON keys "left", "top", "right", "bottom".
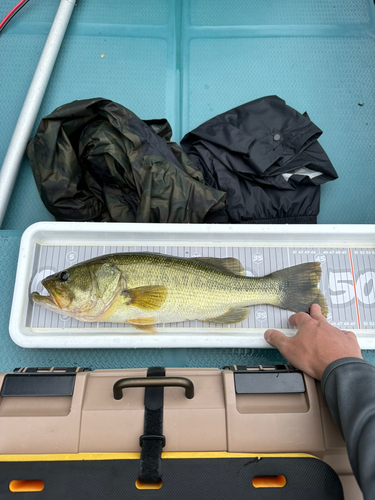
{"left": 31, "top": 281, "right": 65, "bottom": 309}
{"left": 30, "top": 290, "right": 60, "bottom": 309}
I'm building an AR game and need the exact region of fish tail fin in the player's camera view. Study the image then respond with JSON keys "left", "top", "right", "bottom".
{"left": 271, "top": 262, "right": 328, "bottom": 316}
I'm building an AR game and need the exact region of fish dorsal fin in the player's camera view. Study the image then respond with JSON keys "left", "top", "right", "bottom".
{"left": 121, "top": 285, "right": 167, "bottom": 311}
{"left": 202, "top": 307, "right": 250, "bottom": 324}
{"left": 194, "top": 257, "right": 245, "bottom": 276}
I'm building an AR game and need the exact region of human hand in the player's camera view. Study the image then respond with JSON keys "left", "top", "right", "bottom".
{"left": 264, "top": 304, "right": 362, "bottom": 380}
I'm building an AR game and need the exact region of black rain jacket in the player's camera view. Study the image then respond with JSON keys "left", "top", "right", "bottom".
{"left": 181, "top": 96, "right": 338, "bottom": 224}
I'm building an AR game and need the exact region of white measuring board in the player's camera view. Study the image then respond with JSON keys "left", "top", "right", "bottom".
{"left": 9, "top": 223, "right": 375, "bottom": 348}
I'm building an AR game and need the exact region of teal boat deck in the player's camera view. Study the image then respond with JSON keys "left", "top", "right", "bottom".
{"left": 1, "top": 0, "right": 375, "bottom": 370}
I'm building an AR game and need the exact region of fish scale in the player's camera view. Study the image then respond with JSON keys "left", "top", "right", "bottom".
{"left": 31, "top": 252, "right": 326, "bottom": 330}
{"left": 108, "top": 255, "right": 279, "bottom": 324}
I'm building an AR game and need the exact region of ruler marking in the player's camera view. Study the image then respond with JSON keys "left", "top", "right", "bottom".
{"left": 349, "top": 248, "right": 361, "bottom": 330}
{"left": 368, "top": 252, "right": 375, "bottom": 324}
{"left": 29, "top": 244, "right": 374, "bottom": 332}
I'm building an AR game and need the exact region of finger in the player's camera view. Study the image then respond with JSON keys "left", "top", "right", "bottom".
{"left": 309, "top": 304, "right": 328, "bottom": 323}
{"left": 289, "top": 311, "right": 311, "bottom": 327}
{"left": 264, "top": 329, "right": 288, "bottom": 350}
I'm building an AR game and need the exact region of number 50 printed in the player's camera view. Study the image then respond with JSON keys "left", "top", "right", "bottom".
{"left": 329, "top": 271, "right": 375, "bottom": 306}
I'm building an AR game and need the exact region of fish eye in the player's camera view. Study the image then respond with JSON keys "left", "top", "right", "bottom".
{"left": 59, "top": 271, "right": 70, "bottom": 282}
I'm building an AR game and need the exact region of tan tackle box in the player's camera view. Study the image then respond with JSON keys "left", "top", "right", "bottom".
{"left": 0, "top": 365, "right": 362, "bottom": 499}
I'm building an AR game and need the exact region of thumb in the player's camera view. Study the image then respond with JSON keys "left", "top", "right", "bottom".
{"left": 264, "top": 329, "right": 288, "bottom": 350}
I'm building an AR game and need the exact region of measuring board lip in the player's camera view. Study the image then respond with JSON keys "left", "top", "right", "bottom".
{"left": 9, "top": 222, "right": 375, "bottom": 349}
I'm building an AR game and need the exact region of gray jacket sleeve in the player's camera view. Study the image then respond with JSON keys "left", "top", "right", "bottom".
{"left": 322, "top": 357, "right": 375, "bottom": 499}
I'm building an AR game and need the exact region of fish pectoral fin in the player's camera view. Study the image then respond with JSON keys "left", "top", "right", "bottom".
{"left": 194, "top": 257, "right": 245, "bottom": 276}
{"left": 202, "top": 307, "right": 250, "bottom": 324}
{"left": 128, "top": 318, "right": 157, "bottom": 333}
{"left": 123, "top": 285, "right": 167, "bottom": 311}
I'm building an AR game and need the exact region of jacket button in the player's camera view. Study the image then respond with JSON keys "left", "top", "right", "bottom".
{"left": 273, "top": 134, "right": 281, "bottom": 141}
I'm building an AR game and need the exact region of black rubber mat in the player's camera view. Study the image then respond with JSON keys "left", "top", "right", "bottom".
{"left": 0, "top": 456, "right": 343, "bottom": 499}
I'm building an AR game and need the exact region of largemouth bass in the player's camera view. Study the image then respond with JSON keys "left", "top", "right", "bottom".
{"left": 30, "top": 253, "right": 327, "bottom": 331}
